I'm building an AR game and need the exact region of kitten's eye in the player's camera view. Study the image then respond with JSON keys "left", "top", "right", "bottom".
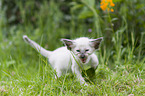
{"left": 85, "top": 49, "right": 89, "bottom": 52}
{"left": 76, "top": 50, "right": 80, "bottom": 52}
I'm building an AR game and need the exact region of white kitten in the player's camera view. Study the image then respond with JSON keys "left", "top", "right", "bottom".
{"left": 23, "top": 35, "right": 103, "bottom": 85}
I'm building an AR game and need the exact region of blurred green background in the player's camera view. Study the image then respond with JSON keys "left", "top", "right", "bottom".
{"left": 0, "top": 0, "right": 145, "bottom": 95}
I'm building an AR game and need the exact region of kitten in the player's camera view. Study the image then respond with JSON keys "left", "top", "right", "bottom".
{"left": 23, "top": 35, "right": 103, "bottom": 85}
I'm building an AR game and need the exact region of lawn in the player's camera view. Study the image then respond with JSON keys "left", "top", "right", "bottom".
{"left": 0, "top": 0, "right": 145, "bottom": 95}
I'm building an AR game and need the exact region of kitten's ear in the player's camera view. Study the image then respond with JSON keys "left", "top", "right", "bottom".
{"left": 61, "top": 39, "right": 74, "bottom": 50}
{"left": 90, "top": 37, "right": 103, "bottom": 49}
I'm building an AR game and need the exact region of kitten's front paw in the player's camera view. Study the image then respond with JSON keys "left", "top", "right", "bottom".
{"left": 84, "top": 83, "right": 88, "bottom": 86}
{"left": 81, "top": 82, "right": 88, "bottom": 86}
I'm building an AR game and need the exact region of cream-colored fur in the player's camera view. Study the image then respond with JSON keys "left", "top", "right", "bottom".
{"left": 23, "top": 35, "right": 103, "bottom": 85}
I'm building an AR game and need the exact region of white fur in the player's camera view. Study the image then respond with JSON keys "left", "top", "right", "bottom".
{"left": 23, "top": 35, "right": 103, "bottom": 85}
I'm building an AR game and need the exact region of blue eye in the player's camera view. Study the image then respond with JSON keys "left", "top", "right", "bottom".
{"left": 76, "top": 50, "right": 80, "bottom": 52}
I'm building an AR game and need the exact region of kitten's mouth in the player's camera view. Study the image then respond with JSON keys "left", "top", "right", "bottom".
{"left": 80, "top": 58, "right": 87, "bottom": 63}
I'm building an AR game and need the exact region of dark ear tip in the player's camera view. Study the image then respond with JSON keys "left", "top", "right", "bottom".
{"left": 60, "top": 39, "right": 70, "bottom": 42}
{"left": 100, "top": 37, "right": 103, "bottom": 39}
{"left": 99, "top": 37, "right": 103, "bottom": 40}
{"left": 96, "top": 37, "right": 103, "bottom": 42}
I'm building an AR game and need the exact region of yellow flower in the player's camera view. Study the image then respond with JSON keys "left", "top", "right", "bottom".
{"left": 110, "top": 8, "right": 114, "bottom": 12}
{"left": 110, "top": 3, "right": 115, "bottom": 7}
{"left": 100, "top": 3, "right": 108, "bottom": 11}
{"left": 100, "top": 0, "right": 115, "bottom": 12}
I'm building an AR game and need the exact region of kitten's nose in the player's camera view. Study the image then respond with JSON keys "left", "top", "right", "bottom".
{"left": 80, "top": 54, "right": 85, "bottom": 59}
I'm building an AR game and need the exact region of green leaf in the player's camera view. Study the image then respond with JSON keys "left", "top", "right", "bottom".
{"left": 82, "top": 0, "right": 95, "bottom": 7}
{"left": 71, "top": 4, "right": 84, "bottom": 11}
{"left": 78, "top": 10, "right": 94, "bottom": 19}
{"left": 6, "top": 60, "right": 15, "bottom": 67}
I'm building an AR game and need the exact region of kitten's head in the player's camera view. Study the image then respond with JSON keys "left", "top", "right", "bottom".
{"left": 61, "top": 37, "right": 103, "bottom": 63}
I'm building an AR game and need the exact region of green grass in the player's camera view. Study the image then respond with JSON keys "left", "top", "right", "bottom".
{"left": 0, "top": 30, "right": 144, "bottom": 96}
{"left": 0, "top": 0, "right": 145, "bottom": 95}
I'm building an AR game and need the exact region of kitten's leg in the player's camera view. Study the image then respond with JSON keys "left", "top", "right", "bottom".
{"left": 55, "top": 72, "right": 62, "bottom": 79}
{"left": 56, "top": 70, "right": 62, "bottom": 78}
{"left": 71, "top": 64, "right": 88, "bottom": 86}
{"left": 54, "top": 67, "right": 62, "bottom": 79}
{"left": 91, "top": 54, "right": 99, "bottom": 69}
{"left": 83, "top": 54, "right": 99, "bottom": 83}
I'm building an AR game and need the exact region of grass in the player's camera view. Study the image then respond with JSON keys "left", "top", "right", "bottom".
{"left": 0, "top": 0, "right": 145, "bottom": 96}
{"left": 0, "top": 30, "right": 144, "bottom": 96}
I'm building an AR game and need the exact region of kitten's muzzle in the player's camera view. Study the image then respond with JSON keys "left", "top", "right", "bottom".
{"left": 80, "top": 54, "right": 87, "bottom": 63}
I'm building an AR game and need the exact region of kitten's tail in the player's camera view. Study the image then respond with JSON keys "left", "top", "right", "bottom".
{"left": 23, "top": 35, "right": 52, "bottom": 58}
